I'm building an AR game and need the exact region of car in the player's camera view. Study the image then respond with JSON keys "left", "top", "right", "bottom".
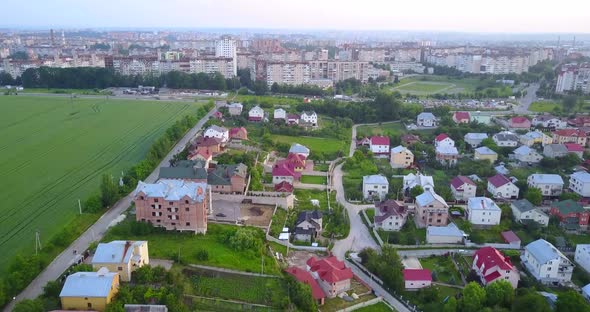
{"left": 215, "top": 213, "right": 226, "bottom": 217}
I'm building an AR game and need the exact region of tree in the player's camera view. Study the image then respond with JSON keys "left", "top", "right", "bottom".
{"left": 13, "top": 299, "right": 44, "bottom": 312}
{"left": 481, "top": 138, "right": 499, "bottom": 152}
{"left": 285, "top": 275, "right": 318, "bottom": 311}
{"left": 410, "top": 185, "right": 424, "bottom": 199}
{"left": 512, "top": 290, "right": 551, "bottom": 312}
{"left": 485, "top": 280, "right": 514, "bottom": 308}
{"left": 555, "top": 290, "right": 590, "bottom": 312}
{"left": 563, "top": 95, "right": 578, "bottom": 113}
{"left": 100, "top": 173, "right": 119, "bottom": 207}
{"left": 525, "top": 187, "right": 543, "bottom": 206}
{"left": 443, "top": 296, "right": 458, "bottom": 312}
{"left": 460, "top": 282, "right": 486, "bottom": 312}
{"left": 560, "top": 192, "right": 582, "bottom": 201}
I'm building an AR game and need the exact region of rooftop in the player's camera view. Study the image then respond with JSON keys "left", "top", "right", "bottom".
{"left": 552, "top": 199, "right": 584, "bottom": 214}
{"left": 60, "top": 269, "right": 117, "bottom": 298}
{"left": 436, "top": 145, "right": 458, "bottom": 155}
{"left": 418, "top": 112, "right": 436, "bottom": 119}
{"left": 488, "top": 174, "right": 512, "bottom": 188}
{"left": 450, "top": 176, "right": 476, "bottom": 189}
{"left": 475, "top": 146, "right": 498, "bottom": 155}
{"left": 285, "top": 267, "right": 325, "bottom": 300}
{"left": 511, "top": 199, "right": 535, "bottom": 213}
{"left": 572, "top": 171, "right": 590, "bottom": 183}
{"left": 363, "top": 174, "right": 389, "bottom": 185}
{"left": 501, "top": 231, "right": 521, "bottom": 244}
{"left": 307, "top": 256, "right": 353, "bottom": 283}
{"left": 525, "top": 239, "right": 564, "bottom": 265}
{"left": 92, "top": 241, "right": 147, "bottom": 264}
{"left": 134, "top": 179, "right": 207, "bottom": 202}
{"left": 528, "top": 174, "right": 564, "bottom": 185}
{"left": 370, "top": 136, "right": 390, "bottom": 146}
{"left": 467, "top": 197, "right": 501, "bottom": 211}
{"left": 403, "top": 269, "right": 432, "bottom": 281}
{"left": 427, "top": 223, "right": 465, "bottom": 237}
{"left": 416, "top": 191, "right": 447, "bottom": 208}
{"left": 465, "top": 133, "right": 488, "bottom": 140}
{"left": 391, "top": 145, "right": 412, "bottom": 155}
{"left": 474, "top": 247, "right": 514, "bottom": 271}
{"left": 435, "top": 133, "right": 450, "bottom": 142}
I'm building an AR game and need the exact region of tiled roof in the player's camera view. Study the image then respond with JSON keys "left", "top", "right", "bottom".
{"left": 552, "top": 199, "right": 584, "bottom": 214}
{"left": 453, "top": 111, "right": 470, "bottom": 120}
{"left": 488, "top": 174, "right": 511, "bottom": 188}
{"left": 274, "top": 181, "right": 293, "bottom": 192}
{"left": 403, "top": 269, "right": 432, "bottom": 281}
{"left": 285, "top": 267, "right": 325, "bottom": 300}
{"left": 370, "top": 136, "right": 390, "bottom": 146}
{"left": 554, "top": 129, "right": 586, "bottom": 137}
{"left": 474, "top": 246, "right": 514, "bottom": 271}
{"left": 306, "top": 256, "right": 353, "bottom": 283}
{"left": 450, "top": 176, "right": 476, "bottom": 189}
{"left": 501, "top": 231, "right": 521, "bottom": 243}
{"left": 435, "top": 133, "right": 449, "bottom": 142}
{"left": 374, "top": 200, "right": 406, "bottom": 223}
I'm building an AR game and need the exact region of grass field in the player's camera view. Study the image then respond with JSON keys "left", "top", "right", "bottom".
{"left": 356, "top": 122, "right": 405, "bottom": 138}
{"left": 0, "top": 96, "right": 203, "bottom": 272}
{"left": 300, "top": 175, "right": 327, "bottom": 184}
{"left": 420, "top": 256, "right": 462, "bottom": 285}
{"left": 392, "top": 75, "right": 482, "bottom": 95}
{"left": 271, "top": 134, "right": 347, "bottom": 155}
{"left": 354, "top": 302, "right": 393, "bottom": 312}
{"left": 19, "top": 88, "right": 111, "bottom": 95}
{"left": 529, "top": 101, "right": 561, "bottom": 112}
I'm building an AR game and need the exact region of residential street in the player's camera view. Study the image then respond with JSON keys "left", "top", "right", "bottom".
{"left": 3, "top": 103, "right": 219, "bottom": 312}
{"left": 514, "top": 83, "right": 539, "bottom": 114}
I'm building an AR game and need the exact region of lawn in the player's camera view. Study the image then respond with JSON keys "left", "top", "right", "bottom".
{"left": 301, "top": 175, "right": 327, "bottom": 185}
{"left": 378, "top": 217, "right": 427, "bottom": 245}
{"left": 19, "top": 88, "right": 112, "bottom": 95}
{"left": 356, "top": 122, "right": 405, "bottom": 138}
{"left": 354, "top": 302, "right": 393, "bottom": 312}
{"left": 313, "top": 163, "right": 330, "bottom": 172}
{"left": 103, "top": 222, "right": 280, "bottom": 275}
{"left": 0, "top": 96, "right": 204, "bottom": 273}
{"left": 529, "top": 101, "right": 560, "bottom": 112}
{"left": 322, "top": 279, "right": 375, "bottom": 311}
{"left": 419, "top": 255, "right": 462, "bottom": 285}
{"left": 269, "top": 208, "right": 288, "bottom": 237}
{"left": 271, "top": 134, "right": 347, "bottom": 155}
{"left": 392, "top": 75, "right": 482, "bottom": 96}
{"left": 365, "top": 208, "right": 375, "bottom": 221}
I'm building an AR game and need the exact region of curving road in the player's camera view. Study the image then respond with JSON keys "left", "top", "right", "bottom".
{"left": 3, "top": 103, "right": 220, "bottom": 312}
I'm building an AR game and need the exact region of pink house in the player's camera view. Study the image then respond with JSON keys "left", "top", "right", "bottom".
{"left": 229, "top": 127, "right": 248, "bottom": 141}
{"left": 306, "top": 256, "right": 353, "bottom": 298}
{"left": 565, "top": 143, "right": 584, "bottom": 158}
{"left": 509, "top": 117, "right": 531, "bottom": 129}
{"left": 472, "top": 247, "right": 519, "bottom": 289}
{"left": 453, "top": 112, "right": 471, "bottom": 124}
{"left": 403, "top": 269, "right": 432, "bottom": 289}
{"left": 272, "top": 162, "right": 301, "bottom": 185}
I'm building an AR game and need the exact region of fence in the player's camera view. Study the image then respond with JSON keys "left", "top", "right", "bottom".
{"left": 266, "top": 235, "right": 328, "bottom": 252}
{"left": 334, "top": 297, "right": 383, "bottom": 312}
{"left": 213, "top": 192, "right": 294, "bottom": 209}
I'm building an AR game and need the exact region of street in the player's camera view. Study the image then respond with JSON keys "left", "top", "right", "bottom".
{"left": 3, "top": 102, "right": 220, "bottom": 312}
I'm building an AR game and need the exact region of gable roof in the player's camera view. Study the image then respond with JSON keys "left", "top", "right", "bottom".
{"left": 296, "top": 210, "right": 323, "bottom": 227}
{"left": 529, "top": 174, "right": 564, "bottom": 185}
{"left": 511, "top": 199, "right": 535, "bottom": 213}
{"left": 60, "top": 270, "right": 117, "bottom": 298}
{"left": 403, "top": 269, "right": 432, "bottom": 281}
{"left": 450, "top": 176, "right": 476, "bottom": 189}
{"left": 272, "top": 162, "right": 300, "bottom": 178}
{"left": 427, "top": 223, "right": 464, "bottom": 237}
{"left": 229, "top": 127, "right": 247, "bottom": 137}
{"left": 554, "top": 129, "right": 586, "bottom": 137}
{"left": 474, "top": 247, "right": 514, "bottom": 271}
{"left": 289, "top": 143, "right": 310, "bottom": 155}
{"left": 158, "top": 163, "right": 208, "bottom": 180}
{"left": 206, "top": 125, "right": 228, "bottom": 134}
{"left": 467, "top": 197, "right": 500, "bottom": 212}
{"left": 511, "top": 116, "right": 530, "bottom": 124}
{"left": 370, "top": 136, "right": 390, "bottom": 146}
{"left": 274, "top": 181, "right": 293, "bottom": 192}
{"left": 465, "top": 133, "right": 488, "bottom": 140}
{"left": 488, "top": 174, "right": 511, "bottom": 188}
{"left": 512, "top": 145, "right": 534, "bottom": 155}
{"left": 475, "top": 146, "right": 498, "bottom": 155}
{"left": 494, "top": 131, "right": 519, "bottom": 142}
{"left": 307, "top": 256, "right": 353, "bottom": 283}
{"left": 363, "top": 174, "right": 388, "bottom": 185}
{"left": 565, "top": 143, "right": 584, "bottom": 152}
{"left": 134, "top": 179, "right": 207, "bottom": 202}
{"left": 208, "top": 163, "right": 248, "bottom": 186}
{"left": 552, "top": 199, "right": 584, "bottom": 214}
{"left": 525, "top": 239, "right": 563, "bottom": 264}
{"left": 435, "top": 133, "right": 450, "bottom": 142}
{"left": 285, "top": 267, "right": 325, "bottom": 300}
{"left": 93, "top": 241, "right": 147, "bottom": 264}
{"left": 571, "top": 171, "right": 590, "bottom": 183}
{"left": 501, "top": 231, "right": 521, "bottom": 244}
{"left": 416, "top": 191, "right": 447, "bottom": 207}
{"left": 374, "top": 200, "right": 406, "bottom": 223}
{"left": 545, "top": 143, "right": 568, "bottom": 154}
{"left": 436, "top": 146, "right": 459, "bottom": 155}
{"left": 417, "top": 112, "right": 436, "bottom": 120}
{"left": 453, "top": 111, "right": 470, "bottom": 121}
{"left": 391, "top": 145, "right": 412, "bottom": 155}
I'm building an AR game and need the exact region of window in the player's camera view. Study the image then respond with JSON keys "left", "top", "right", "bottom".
{"left": 118, "top": 266, "right": 123, "bottom": 271}
{"left": 169, "top": 201, "right": 173, "bottom": 205}
{"left": 185, "top": 200, "right": 189, "bottom": 204}
{"left": 88, "top": 303, "right": 92, "bottom": 308}
{"left": 186, "top": 207, "right": 190, "bottom": 212}
{"left": 157, "top": 219, "right": 161, "bottom": 223}
{"left": 186, "top": 222, "right": 191, "bottom": 226}
{"left": 140, "top": 196, "right": 144, "bottom": 200}
{"left": 154, "top": 199, "right": 159, "bottom": 203}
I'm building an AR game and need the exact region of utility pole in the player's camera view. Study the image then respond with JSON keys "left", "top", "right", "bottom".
{"left": 78, "top": 199, "right": 82, "bottom": 214}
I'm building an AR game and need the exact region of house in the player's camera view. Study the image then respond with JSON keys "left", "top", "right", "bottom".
{"left": 401, "top": 134, "right": 422, "bottom": 146}
{"left": 133, "top": 179, "right": 209, "bottom": 234}
{"left": 294, "top": 210, "right": 323, "bottom": 242}
{"left": 494, "top": 164, "right": 510, "bottom": 175}
{"left": 390, "top": 145, "right": 414, "bottom": 168}
{"left": 521, "top": 239, "right": 574, "bottom": 285}
{"left": 527, "top": 174, "right": 564, "bottom": 197}
{"left": 193, "top": 136, "right": 223, "bottom": 153}
{"left": 575, "top": 244, "right": 590, "bottom": 274}
{"left": 287, "top": 113, "right": 300, "bottom": 125}
{"left": 285, "top": 267, "right": 326, "bottom": 305}
{"left": 450, "top": 176, "right": 477, "bottom": 201}
{"left": 60, "top": 269, "right": 119, "bottom": 312}
{"left": 203, "top": 125, "right": 229, "bottom": 143}
{"left": 415, "top": 191, "right": 449, "bottom": 228}
{"left": 272, "top": 162, "right": 301, "bottom": 185}
{"left": 403, "top": 173, "right": 435, "bottom": 192}
{"left": 229, "top": 127, "right": 248, "bottom": 141}
{"left": 492, "top": 131, "right": 519, "bottom": 147}
{"left": 227, "top": 103, "right": 243, "bottom": 116}
{"left": 403, "top": 269, "right": 432, "bottom": 289}
{"left": 474, "top": 146, "right": 498, "bottom": 163}
{"left": 464, "top": 133, "right": 488, "bottom": 148}
{"left": 565, "top": 143, "right": 584, "bottom": 158}
{"left": 306, "top": 256, "right": 353, "bottom": 298}
{"left": 520, "top": 131, "right": 552, "bottom": 147}
{"left": 374, "top": 200, "right": 407, "bottom": 231}
{"left": 552, "top": 129, "right": 587, "bottom": 146}
{"left": 248, "top": 105, "right": 264, "bottom": 122}
{"left": 289, "top": 143, "right": 310, "bottom": 158}
{"left": 543, "top": 143, "right": 569, "bottom": 158}
{"left": 510, "top": 146, "right": 543, "bottom": 163}
{"left": 487, "top": 174, "right": 519, "bottom": 199}
{"left": 417, "top": 112, "right": 437, "bottom": 127}
{"left": 300, "top": 111, "right": 318, "bottom": 127}
{"left": 509, "top": 116, "right": 531, "bottom": 129}
{"left": 435, "top": 145, "right": 459, "bottom": 167}
{"left": 281, "top": 153, "right": 307, "bottom": 172}
{"left": 426, "top": 223, "right": 466, "bottom": 244}
{"left": 92, "top": 241, "right": 149, "bottom": 282}
{"left": 274, "top": 181, "right": 294, "bottom": 193}
{"left": 569, "top": 171, "right": 590, "bottom": 197}
{"left": 434, "top": 133, "right": 455, "bottom": 148}
{"left": 207, "top": 164, "right": 248, "bottom": 194}
{"left": 453, "top": 111, "right": 471, "bottom": 124}
{"left": 369, "top": 136, "right": 390, "bottom": 157}
{"left": 502, "top": 231, "right": 522, "bottom": 248}
{"left": 213, "top": 111, "right": 223, "bottom": 120}
{"left": 158, "top": 159, "right": 209, "bottom": 183}
{"left": 532, "top": 114, "right": 567, "bottom": 129}
{"left": 274, "top": 108, "right": 286, "bottom": 121}
{"left": 466, "top": 197, "right": 502, "bottom": 226}
{"left": 362, "top": 174, "right": 389, "bottom": 200}
{"left": 550, "top": 199, "right": 589, "bottom": 231}
{"left": 569, "top": 116, "right": 590, "bottom": 127}
{"left": 472, "top": 247, "right": 519, "bottom": 289}
{"left": 583, "top": 284, "right": 590, "bottom": 301}
{"left": 511, "top": 199, "right": 550, "bottom": 226}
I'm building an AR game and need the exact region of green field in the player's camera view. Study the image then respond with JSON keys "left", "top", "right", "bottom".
{"left": 354, "top": 302, "right": 393, "bottom": 312}
{"left": 356, "top": 122, "right": 405, "bottom": 138}
{"left": 271, "top": 134, "right": 347, "bottom": 155}
{"left": 19, "top": 88, "right": 112, "bottom": 95}
{"left": 0, "top": 96, "right": 203, "bottom": 272}
{"left": 529, "top": 101, "right": 561, "bottom": 112}
{"left": 300, "top": 175, "right": 327, "bottom": 184}
{"left": 419, "top": 256, "right": 461, "bottom": 285}
{"left": 392, "top": 75, "right": 483, "bottom": 96}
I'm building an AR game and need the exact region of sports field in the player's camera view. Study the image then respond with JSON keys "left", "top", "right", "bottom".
{"left": 0, "top": 96, "right": 203, "bottom": 271}
{"left": 392, "top": 75, "right": 481, "bottom": 95}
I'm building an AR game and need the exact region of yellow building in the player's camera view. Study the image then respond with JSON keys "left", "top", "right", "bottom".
{"left": 60, "top": 269, "right": 119, "bottom": 311}
{"left": 474, "top": 146, "right": 498, "bottom": 163}
{"left": 390, "top": 146, "right": 414, "bottom": 169}
{"left": 92, "top": 241, "right": 149, "bottom": 282}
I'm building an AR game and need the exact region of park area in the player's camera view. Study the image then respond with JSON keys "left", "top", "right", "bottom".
{"left": 0, "top": 95, "right": 204, "bottom": 272}
{"left": 391, "top": 75, "right": 482, "bottom": 96}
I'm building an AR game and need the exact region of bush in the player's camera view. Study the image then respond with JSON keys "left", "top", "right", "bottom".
{"left": 195, "top": 249, "right": 209, "bottom": 261}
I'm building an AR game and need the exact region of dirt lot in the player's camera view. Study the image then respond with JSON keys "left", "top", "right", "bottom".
{"left": 240, "top": 203, "right": 274, "bottom": 227}
{"left": 402, "top": 257, "right": 423, "bottom": 269}
{"left": 286, "top": 250, "right": 323, "bottom": 268}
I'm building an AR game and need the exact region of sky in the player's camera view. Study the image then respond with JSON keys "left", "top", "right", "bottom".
{"left": 2, "top": 0, "right": 590, "bottom": 33}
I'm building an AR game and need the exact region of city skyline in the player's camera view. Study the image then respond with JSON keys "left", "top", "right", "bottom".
{"left": 2, "top": 0, "right": 590, "bottom": 34}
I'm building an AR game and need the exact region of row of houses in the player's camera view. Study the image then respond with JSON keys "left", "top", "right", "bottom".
{"left": 227, "top": 102, "right": 318, "bottom": 127}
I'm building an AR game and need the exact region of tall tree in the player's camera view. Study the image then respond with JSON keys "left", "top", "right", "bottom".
{"left": 563, "top": 95, "right": 578, "bottom": 113}
{"left": 485, "top": 280, "right": 514, "bottom": 308}
{"left": 100, "top": 173, "right": 119, "bottom": 207}
{"left": 461, "top": 282, "right": 486, "bottom": 312}
{"left": 512, "top": 290, "right": 551, "bottom": 312}
{"left": 525, "top": 187, "right": 543, "bottom": 206}
{"left": 555, "top": 290, "right": 590, "bottom": 312}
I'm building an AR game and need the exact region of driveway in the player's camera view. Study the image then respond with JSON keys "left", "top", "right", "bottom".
{"left": 402, "top": 257, "right": 423, "bottom": 269}
{"left": 4, "top": 103, "right": 220, "bottom": 312}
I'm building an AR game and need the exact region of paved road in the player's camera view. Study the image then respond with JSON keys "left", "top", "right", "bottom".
{"left": 331, "top": 163, "right": 380, "bottom": 259}
{"left": 3, "top": 103, "right": 219, "bottom": 312}
{"left": 514, "top": 83, "right": 539, "bottom": 114}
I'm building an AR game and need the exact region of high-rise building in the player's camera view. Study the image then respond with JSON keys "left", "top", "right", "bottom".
{"left": 215, "top": 36, "right": 237, "bottom": 76}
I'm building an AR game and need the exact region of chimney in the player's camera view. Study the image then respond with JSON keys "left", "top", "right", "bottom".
{"left": 481, "top": 199, "right": 485, "bottom": 209}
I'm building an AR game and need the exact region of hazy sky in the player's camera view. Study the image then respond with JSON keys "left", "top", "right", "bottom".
{"left": 2, "top": 0, "right": 590, "bottom": 33}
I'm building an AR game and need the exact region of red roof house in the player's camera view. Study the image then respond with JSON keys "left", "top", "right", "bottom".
{"left": 472, "top": 247, "right": 519, "bottom": 288}
{"left": 369, "top": 136, "right": 390, "bottom": 155}
{"left": 403, "top": 269, "right": 432, "bottom": 289}
{"left": 229, "top": 127, "right": 248, "bottom": 141}
{"left": 453, "top": 111, "right": 471, "bottom": 124}
{"left": 435, "top": 133, "right": 449, "bottom": 142}
{"left": 274, "top": 181, "right": 294, "bottom": 193}
{"left": 450, "top": 176, "right": 477, "bottom": 201}
{"left": 509, "top": 117, "right": 531, "bottom": 129}
{"left": 501, "top": 231, "right": 521, "bottom": 247}
{"left": 272, "top": 162, "right": 301, "bottom": 184}
{"left": 553, "top": 129, "right": 587, "bottom": 146}
{"left": 306, "top": 256, "right": 353, "bottom": 298}
{"left": 401, "top": 134, "right": 421, "bottom": 146}
{"left": 568, "top": 116, "right": 590, "bottom": 127}
{"left": 285, "top": 267, "right": 325, "bottom": 304}
{"left": 488, "top": 174, "right": 511, "bottom": 188}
